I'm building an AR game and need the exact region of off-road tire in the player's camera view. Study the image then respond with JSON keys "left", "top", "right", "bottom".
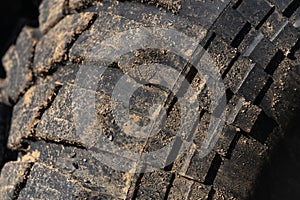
{"left": 0, "top": 0, "right": 300, "bottom": 199}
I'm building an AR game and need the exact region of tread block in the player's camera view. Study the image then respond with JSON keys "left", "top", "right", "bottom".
{"left": 70, "top": 12, "right": 143, "bottom": 62}
{"left": 214, "top": 136, "right": 267, "bottom": 199}
{"left": 272, "top": 57, "right": 295, "bottom": 82}
{"left": 212, "top": 188, "right": 237, "bottom": 199}
{"left": 142, "top": 102, "right": 180, "bottom": 168}
{"left": 34, "top": 84, "right": 81, "bottom": 143}
{"left": 95, "top": 70, "right": 168, "bottom": 155}
{"left": 204, "top": 34, "right": 238, "bottom": 75}
{"left": 132, "top": 170, "right": 173, "bottom": 199}
{"left": 118, "top": 49, "right": 188, "bottom": 74}
{"left": 39, "top": 0, "right": 66, "bottom": 33}
{"left": 246, "top": 35, "right": 278, "bottom": 68}
{"left": 90, "top": 1, "right": 208, "bottom": 40}
{"left": 237, "top": 0, "right": 273, "bottom": 27}
{"left": 34, "top": 68, "right": 185, "bottom": 170}
{"left": 8, "top": 84, "right": 58, "bottom": 149}
{"left": 34, "top": 82, "right": 110, "bottom": 147}
{"left": 269, "top": 0, "right": 294, "bottom": 12}
{"left": 70, "top": 10, "right": 206, "bottom": 66}
{"left": 97, "top": 0, "right": 182, "bottom": 14}
{"left": 7, "top": 67, "right": 77, "bottom": 149}
{"left": 272, "top": 22, "right": 300, "bottom": 53}
{"left": 212, "top": 7, "right": 248, "bottom": 45}
{"left": 240, "top": 32, "right": 261, "bottom": 57}
{"left": 193, "top": 112, "right": 211, "bottom": 148}
{"left": 173, "top": 146, "right": 216, "bottom": 182}
{"left": 134, "top": 0, "right": 182, "bottom": 13}
{"left": 172, "top": 120, "right": 236, "bottom": 175}
{"left": 233, "top": 102, "right": 262, "bottom": 133}
{"left": 193, "top": 113, "right": 237, "bottom": 157}
{"left": 180, "top": 0, "right": 231, "bottom": 28}
{"left": 260, "top": 10, "right": 288, "bottom": 40}
{"left": 0, "top": 162, "right": 31, "bottom": 186}
{"left": 0, "top": 186, "right": 14, "bottom": 200}
{"left": 260, "top": 58, "right": 293, "bottom": 116}
{"left": 35, "top": 81, "right": 170, "bottom": 155}
{"left": 225, "top": 95, "right": 245, "bottom": 124}
{"left": 197, "top": 85, "right": 211, "bottom": 111}
{"left": 291, "top": 6, "right": 300, "bottom": 27}
{"left": 18, "top": 163, "right": 86, "bottom": 199}
{"left": 29, "top": 140, "right": 133, "bottom": 198}
{"left": 238, "top": 66, "right": 269, "bottom": 102}
{"left": 224, "top": 57, "right": 256, "bottom": 93}
{"left": 2, "top": 27, "right": 38, "bottom": 103}
{"left": 69, "top": 0, "right": 99, "bottom": 10}
{"left": 215, "top": 125, "right": 240, "bottom": 157}
{"left": 125, "top": 1, "right": 208, "bottom": 39}
{"left": 259, "top": 84, "right": 277, "bottom": 118}
{"left": 168, "top": 175, "right": 211, "bottom": 199}
{"left": 34, "top": 12, "right": 96, "bottom": 75}
{"left": 95, "top": 0, "right": 230, "bottom": 30}
{"left": 0, "top": 161, "right": 32, "bottom": 200}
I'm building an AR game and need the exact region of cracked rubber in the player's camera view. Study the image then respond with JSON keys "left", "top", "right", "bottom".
{"left": 0, "top": 0, "right": 300, "bottom": 199}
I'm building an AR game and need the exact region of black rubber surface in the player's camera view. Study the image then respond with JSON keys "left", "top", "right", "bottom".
{"left": 0, "top": 0, "right": 300, "bottom": 199}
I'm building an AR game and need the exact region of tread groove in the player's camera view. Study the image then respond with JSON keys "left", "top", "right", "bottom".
{"left": 163, "top": 173, "right": 176, "bottom": 200}
{"left": 253, "top": 77, "right": 273, "bottom": 106}
{"left": 232, "top": 0, "right": 243, "bottom": 10}
{"left": 265, "top": 50, "right": 285, "bottom": 75}
{"left": 163, "top": 137, "right": 183, "bottom": 172}
{"left": 64, "top": 13, "right": 98, "bottom": 63}
{"left": 131, "top": 173, "right": 145, "bottom": 200}
{"left": 30, "top": 84, "right": 63, "bottom": 136}
{"left": 41, "top": 13, "right": 98, "bottom": 78}
{"left": 287, "top": 38, "right": 300, "bottom": 60}
{"left": 12, "top": 163, "right": 34, "bottom": 200}
{"left": 282, "top": 0, "right": 300, "bottom": 18}
{"left": 207, "top": 187, "right": 216, "bottom": 200}
{"left": 222, "top": 52, "right": 241, "bottom": 79}
{"left": 226, "top": 130, "right": 242, "bottom": 159}
{"left": 203, "top": 32, "right": 217, "bottom": 50}
{"left": 255, "top": 6, "right": 275, "bottom": 30}
{"left": 230, "top": 22, "right": 252, "bottom": 48}
{"left": 204, "top": 153, "right": 222, "bottom": 185}
{"left": 63, "top": 0, "right": 71, "bottom": 15}
{"left": 24, "top": 136, "right": 86, "bottom": 149}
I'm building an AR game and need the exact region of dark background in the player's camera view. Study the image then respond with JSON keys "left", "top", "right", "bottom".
{"left": 0, "top": 1, "right": 299, "bottom": 199}
{"left": 0, "top": 0, "right": 40, "bottom": 78}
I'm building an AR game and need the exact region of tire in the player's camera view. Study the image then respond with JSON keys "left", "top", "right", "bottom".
{"left": 0, "top": 0, "right": 300, "bottom": 199}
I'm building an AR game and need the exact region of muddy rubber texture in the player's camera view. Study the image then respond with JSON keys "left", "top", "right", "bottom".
{"left": 0, "top": 0, "right": 300, "bottom": 199}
